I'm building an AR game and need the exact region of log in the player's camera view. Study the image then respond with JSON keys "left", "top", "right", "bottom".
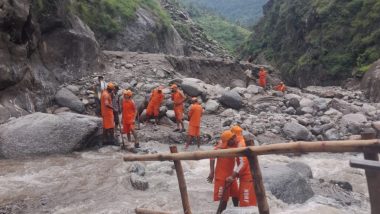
{"left": 123, "top": 140, "right": 380, "bottom": 162}
{"left": 350, "top": 159, "right": 380, "bottom": 171}
{"left": 361, "top": 131, "right": 380, "bottom": 214}
{"left": 246, "top": 152, "right": 269, "bottom": 214}
{"left": 135, "top": 208, "right": 171, "bottom": 214}
{"left": 170, "top": 146, "right": 192, "bottom": 214}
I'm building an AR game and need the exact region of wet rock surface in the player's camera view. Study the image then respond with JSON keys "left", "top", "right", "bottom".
{"left": 262, "top": 164, "right": 314, "bottom": 204}
{"left": 0, "top": 112, "right": 101, "bottom": 158}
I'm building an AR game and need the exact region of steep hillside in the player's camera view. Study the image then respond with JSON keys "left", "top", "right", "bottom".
{"left": 69, "top": 0, "right": 184, "bottom": 55}
{"left": 180, "top": 0, "right": 268, "bottom": 27}
{"left": 0, "top": 0, "right": 100, "bottom": 123}
{"left": 178, "top": 1, "right": 251, "bottom": 55}
{"left": 242, "top": 0, "right": 380, "bottom": 87}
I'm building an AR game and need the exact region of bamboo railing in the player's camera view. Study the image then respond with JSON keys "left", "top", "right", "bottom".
{"left": 124, "top": 138, "right": 380, "bottom": 214}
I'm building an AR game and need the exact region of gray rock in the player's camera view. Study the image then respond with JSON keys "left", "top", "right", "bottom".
{"left": 300, "top": 98, "right": 314, "bottom": 108}
{"left": 246, "top": 85, "right": 263, "bottom": 94}
{"left": 219, "top": 90, "right": 243, "bottom": 110}
{"left": 130, "top": 174, "right": 149, "bottom": 191}
{"left": 231, "top": 79, "right": 245, "bottom": 88}
{"left": 205, "top": 100, "right": 219, "bottom": 113}
{"left": 323, "top": 128, "right": 340, "bottom": 140}
{"left": 283, "top": 122, "right": 312, "bottom": 141}
{"left": 166, "top": 110, "right": 176, "bottom": 121}
{"left": 66, "top": 85, "right": 80, "bottom": 94}
{"left": 55, "top": 88, "right": 85, "bottom": 113}
{"left": 330, "top": 98, "right": 359, "bottom": 114}
{"left": 373, "top": 121, "right": 380, "bottom": 132}
{"left": 128, "top": 162, "right": 146, "bottom": 176}
{"left": 286, "top": 162, "right": 313, "bottom": 179}
{"left": 181, "top": 78, "right": 205, "bottom": 97}
{"left": 0, "top": 112, "right": 101, "bottom": 158}
{"left": 287, "top": 98, "right": 300, "bottom": 109}
{"left": 284, "top": 107, "right": 296, "bottom": 115}
{"left": 341, "top": 113, "right": 367, "bottom": 134}
{"left": 263, "top": 165, "right": 314, "bottom": 204}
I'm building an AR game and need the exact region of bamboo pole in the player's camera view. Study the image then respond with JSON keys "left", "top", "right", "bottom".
{"left": 123, "top": 140, "right": 380, "bottom": 162}
{"left": 245, "top": 140, "right": 269, "bottom": 214}
{"left": 170, "top": 146, "right": 192, "bottom": 214}
{"left": 135, "top": 208, "right": 172, "bottom": 214}
{"left": 361, "top": 131, "right": 380, "bottom": 214}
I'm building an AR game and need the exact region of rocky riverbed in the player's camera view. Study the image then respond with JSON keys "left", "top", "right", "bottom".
{"left": 1, "top": 51, "right": 380, "bottom": 213}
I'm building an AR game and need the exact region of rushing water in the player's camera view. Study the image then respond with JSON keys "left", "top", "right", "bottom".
{"left": 0, "top": 143, "right": 370, "bottom": 214}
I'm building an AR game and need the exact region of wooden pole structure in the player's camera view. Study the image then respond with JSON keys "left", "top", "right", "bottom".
{"left": 245, "top": 139, "right": 270, "bottom": 214}
{"left": 170, "top": 146, "right": 192, "bottom": 214}
{"left": 135, "top": 208, "right": 172, "bottom": 214}
{"left": 123, "top": 140, "right": 380, "bottom": 162}
{"left": 361, "top": 130, "right": 380, "bottom": 214}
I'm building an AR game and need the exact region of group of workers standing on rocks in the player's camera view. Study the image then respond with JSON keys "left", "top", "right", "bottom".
{"left": 95, "top": 76, "right": 203, "bottom": 150}
{"left": 93, "top": 60, "right": 290, "bottom": 211}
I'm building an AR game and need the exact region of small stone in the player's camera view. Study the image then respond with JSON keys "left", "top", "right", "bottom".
{"left": 130, "top": 174, "right": 149, "bottom": 191}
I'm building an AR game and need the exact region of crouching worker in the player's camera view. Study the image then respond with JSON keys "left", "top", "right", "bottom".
{"left": 122, "top": 90, "right": 139, "bottom": 148}
{"left": 207, "top": 130, "right": 239, "bottom": 213}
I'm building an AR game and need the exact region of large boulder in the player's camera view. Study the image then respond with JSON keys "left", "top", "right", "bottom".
{"left": 286, "top": 162, "right": 313, "bottom": 179}
{"left": 361, "top": 59, "right": 380, "bottom": 102}
{"left": 0, "top": 112, "right": 101, "bottom": 158}
{"left": 181, "top": 78, "right": 205, "bottom": 97}
{"left": 340, "top": 113, "right": 367, "bottom": 134}
{"left": 219, "top": 90, "right": 243, "bottom": 110}
{"left": 282, "top": 122, "right": 312, "bottom": 141}
{"left": 55, "top": 88, "right": 85, "bottom": 113}
{"left": 329, "top": 98, "right": 359, "bottom": 115}
{"left": 262, "top": 165, "right": 314, "bottom": 204}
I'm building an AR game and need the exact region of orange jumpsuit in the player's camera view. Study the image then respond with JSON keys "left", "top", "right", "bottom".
{"left": 258, "top": 70, "right": 267, "bottom": 88}
{"left": 212, "top": 142, "right": 239, "bottom": 201}
{"left": 188, "top": 102, "right": 203, "bottom": 137}
{"left": 235, "top": 136, "right": 257, "bottom": 207}
{"left": 171, "top": 90, "right": 185, "bottom": 122}
{"left": 146, "top": 89, "right": 164, "bottom": 117}
{"left": 122, "top": 98, "right": 136, "bottom": 134}
{"left": 101, "top": 90, "right": 114, "bottom": 129}
{"left": 275, "top": 84, "right": 286, "bottom": 92}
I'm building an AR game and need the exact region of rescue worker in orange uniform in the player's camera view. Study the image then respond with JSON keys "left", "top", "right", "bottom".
{"left": 230, "top": 125, "right": 257, "bottom": 207}
{"left": 101, "top": 82, "right": 115, "bottom": 145}
{"left": 185, "top": 97, "right": 203, "bottom": 149}
{"left": 275, "top": 81, "right": 286, "bottom": 93}
{"left": 171, "top": 84, "right": 186, "bottom": 132}
{"left": 146, "top": 86, "right": 164, "bottom": 125}
{"left": 258, "top": 66, "right": 267, "bottom": 89}
{"left": 122, "top": 90, "right": 139, "bottom": 148}
{"left": 207, "top": 130, "right": 240, "bottom": 213}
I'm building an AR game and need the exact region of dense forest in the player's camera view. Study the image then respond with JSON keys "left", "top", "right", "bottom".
{"left": 242, "top": 0, "right": 380, "bottom": 87}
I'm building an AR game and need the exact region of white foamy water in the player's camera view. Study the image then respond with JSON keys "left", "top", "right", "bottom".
{"left": 0, "top": 144, "right": 370, "bottom": 214}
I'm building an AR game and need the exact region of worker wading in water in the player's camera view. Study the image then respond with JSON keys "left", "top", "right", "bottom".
{"left": 146, "top": 86, "right": 164, "bottom": 125}
{"left": 207, "top": 130, "right": 240, "bottom": 213}
{"left": 258, "top": 67, "right": 267, "bottom": 89}
{"left": 171, "top": 84, "right": 186, "bottom": 132}
{"left": 122, "top": 90, "right": 139, "bottom": 148}
{"left": 101, "top": 82, "right": 116, "bottom": 145}
{"left": 230, "top": 125, "right": 257, "bottom": 207}
{"left": 185, "top": 97, "right": 203, "bottom": 149}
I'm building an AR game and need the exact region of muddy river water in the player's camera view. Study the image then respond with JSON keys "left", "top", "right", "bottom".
{"left": 0, "top": 143, "right": 370, "bottom": 214}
